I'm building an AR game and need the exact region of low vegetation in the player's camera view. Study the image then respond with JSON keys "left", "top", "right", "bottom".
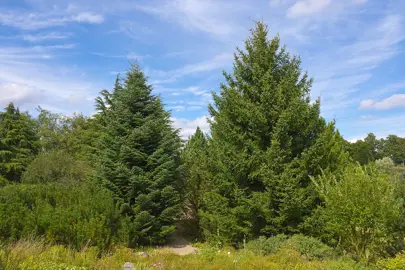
{"left": 0, "top": 239, "right": 370, "bottom": 270}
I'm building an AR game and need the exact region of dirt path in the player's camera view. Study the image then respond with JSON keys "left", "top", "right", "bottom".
{"left": 166, "top": 236, "right": 198, "bottom": 255}
{"left": 166, "top": 222, "right": 199, "bottom": 256}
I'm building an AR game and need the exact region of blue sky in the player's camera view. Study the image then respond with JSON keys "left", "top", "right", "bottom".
{"left": 0, "top": 0, "right": 404, "bottom": 141}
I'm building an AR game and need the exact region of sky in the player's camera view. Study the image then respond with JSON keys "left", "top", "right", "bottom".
{"left": 0, "top": 0, "right": 404, "bottom": 141}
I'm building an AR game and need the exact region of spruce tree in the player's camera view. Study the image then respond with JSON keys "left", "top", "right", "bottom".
{"left": 0, "top": 103, "right": 39, "bottom": 182}
{"left": 95, "top": 64, "right": 182, "bottom": 245}
{"left": 201, "top": 22, "right": 348, "bottom": 244}
{"left": 181, "top": 127, "right": 210, "bottom": 237}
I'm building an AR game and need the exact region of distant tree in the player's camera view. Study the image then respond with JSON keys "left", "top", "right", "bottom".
{"left": 95, "top": 65, "right": 182, "bottom": 245}
{"left": 36, "top": 107, "right": 67, "bottom": 152}
{"left": 0, "top": 103, "right": 39, "bottom": 182}
{"left": 21, "top": 150, "right": 91, "bottom": 184}
{"left": 36, "top": 108, "right": 99, "bottom": 161}
{"left": 180, "top": 127, "right": 210, "bottom": 237}
{"left": 200, "top": 22, "right": 348, "bottom": 245}
{"left": 347, "top": 133, "right": 382, "bottom": 165}
{"left": 381, "top": 135, "right": 405, "bottom": 165}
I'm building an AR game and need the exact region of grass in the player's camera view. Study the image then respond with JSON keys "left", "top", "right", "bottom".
{"left": 0, "top": 239, "right": 372, "bottom": 270}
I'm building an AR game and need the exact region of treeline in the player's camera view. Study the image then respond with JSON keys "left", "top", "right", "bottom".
{"left": 0, "top": 22, "right": 404, "bottom": 264}
{"left": 347, "top": 133, "right": 405, "bottom": 165}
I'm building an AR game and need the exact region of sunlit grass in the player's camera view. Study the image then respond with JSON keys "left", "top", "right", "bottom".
{"left": 0, "top": 240, "right": 371, "bottom": 270}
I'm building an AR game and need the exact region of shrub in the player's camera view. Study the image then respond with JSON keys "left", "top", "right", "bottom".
{"left": 313, "top": 165, "right": 403, "bottom": 262}
{"left": 0, "top": 181, "right": 118, "bottom": 249}
{"left": 377, "top": 252, "right": 405, "bottom": 270}
{"left": 282, "top": 234, "right": 335, "bottom": 260}
{"left": 246, "top": 235, "right": 288, "bottom": 255}
{"left": 21, "top": 150, "right": 91, "bottom": 184}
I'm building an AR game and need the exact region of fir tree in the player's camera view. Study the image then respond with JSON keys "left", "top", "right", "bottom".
{"left": 0, "top": 103, "right": 39, "bottom": 182}
{"left": 201, "top": 22, "right": 348, "bottom": 244}
{"left": 181, "top": 127, "right": 210, "bottom": 238}
{"left": 95, "top": 64, "right": 182, "bottom": 245}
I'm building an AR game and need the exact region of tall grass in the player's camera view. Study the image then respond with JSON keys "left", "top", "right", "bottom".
{"left": 0, "top": 239, "right": 370, "bottom": 270}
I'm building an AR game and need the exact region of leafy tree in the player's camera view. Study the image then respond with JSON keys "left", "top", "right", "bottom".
{"left": 347, "top": 133, "right": 382, "bottom": 165}
{"left": 0, "top": 103, "right": 39, "bottom": 182}
{"left": 313, "top": 164, "right": 403, "bottom": 262}
{"left": 200, "top": 22, "right": 348, "bottom": 244}
{"left": 381, "top": 135, "right": 405, "bottom": 165}
{"left": 36, "top": 107, "right": 99, "bottom": 160}
{"left": 21, "top": 150, "right": 91, "bottom": 184}
{"left": 94, "top": 65, "right": 182, "bottom": 245}
{"left": 35, "top": 107, "right": 67, "bottom": 152}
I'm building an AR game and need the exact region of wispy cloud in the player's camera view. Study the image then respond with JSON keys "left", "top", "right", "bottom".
{"left": 92, "top": 52, "right": 146, "bottom": 60}
{"left": 135, "top": 0, "right": 250, "bottom": 40}
{"left": 147, "top": 52, "right": 233, "bottom": 84}
{"left": 0, "top": 8, "right": 104, "bottom": 30}
{"left": 23, "top": 32, "right": 72, "bottom": 42}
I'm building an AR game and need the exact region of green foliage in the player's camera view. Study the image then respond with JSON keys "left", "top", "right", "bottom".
{"left": 94, "top": 65, "right": 182, "bottom": 245}
{"left": 381, "top": 135, "right": 405, "bottom": 165}
{"left": 36, "top": 107, "right": 99, "bottom": 160}
{"left": 377, "top": 252, "right": 405, "bottom": 270}
{"left": 282, "top": 234, "right": 335, "bottom": 260}
{"left": 200, "top": 21, "right": 348, "bottom": 244}
{"left": 246, "top": 234, "right": 334, "bottom": 260}
{"left": 22, "top": 150, "right": 91, "bottom": 184}
{"left": 246, "top": 235, "right": 288, "bottom": 255}
{"left": 0, "top": 182, "right": 118, "bottom": 249}
{"left": 180, "top": 127, "right": 210, "bottom": 238}
{"left": 313, "top": 164, "right": 403, "bottom": 262}
{"left": 348, "top": 134, "right": 405, "bottom": 166}
{"left": 348, "top": 133, "right": 381, "bottom": 165}
{"left": 0, "top": 103, "right": 39, "bottom": 182}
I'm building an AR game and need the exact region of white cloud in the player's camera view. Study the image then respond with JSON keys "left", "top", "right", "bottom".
{"left": 0, "top": 83, "right": 45, "bottom": 108}
{"left": 171, "top": 115, "right": 210, "bottom": 139}
{"left": 135, "top": 0, "right": 250, "bottom": 40}
{"left": 71, "top": 12, "right": 104, "bottom": 24}
{"left": 23, "top": 32, "right": 71, "bottom": 42}
{"left": 0, "top": 9, "right": 104, "bottom": 30}
{"left": 287, "top": 0, "right": 330, "bottom": 18}
{"left": 359, "top": 94, "right": 405, "bottom": 110}
{"left": 360, "top": 115, "right": 377, "bottom": 121}
{"left": 147, "top": 52, "right": 233, "bottom": 84}
{"left": 92, "top": 52, "right": 146, "bottom": 60}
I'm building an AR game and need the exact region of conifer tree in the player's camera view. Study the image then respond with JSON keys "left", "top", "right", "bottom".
{"left": 95, "top": 64, "right": 182, "bottom": 245}
{"left": 0, "top": 103, "right": 39, "bottom": 182}
{"left": 181, "top": 127, "right": 209, "bottom": 237}
{"left": 201, "top": 22, "right": 348, "bottom": 244}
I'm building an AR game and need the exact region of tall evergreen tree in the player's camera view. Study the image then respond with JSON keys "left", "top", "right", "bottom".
{"left": 0, "top": 103, "right": 39, "bottom": 182}
{"left": 181, "top": 127, "right": 210, "bottom": 237}
{"left": 95, "top": 64, "right": 182, "bottom": 245}
{"left": 201, "top": 22, "right": 348, "bottom": 245}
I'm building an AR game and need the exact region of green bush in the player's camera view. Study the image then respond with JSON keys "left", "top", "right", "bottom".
{"left": 282, "top": 234, "right": 335, "bottom": 260}
{"left": 21, "top": 150, "right": 91, "bottom": 184}
{"left": 0, "top": 182, "right": 118, "bottom": 249}
{"left": 377, "top": 252, "right": 405, "bottom": 270}
{"left": 246, "top": 234, "right": 288, "bottom": 255}
{"left": 246, "top": 234, "right": 334, "bottom": 260}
